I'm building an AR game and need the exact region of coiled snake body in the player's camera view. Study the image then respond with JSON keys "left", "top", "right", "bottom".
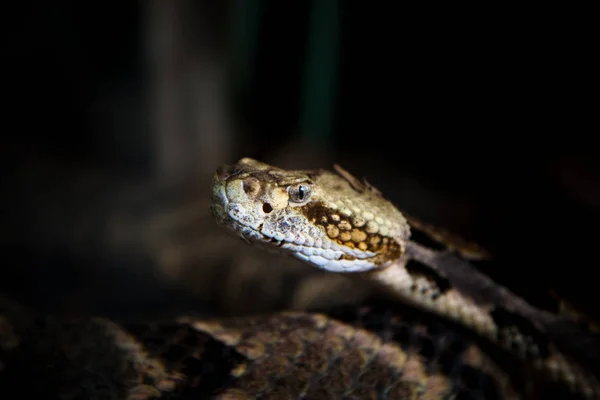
{"left": 1, "top": 158, "right": 598, "bottom": 399}
{"left": 210, "top": 158, "right": 600, "bottom": 399}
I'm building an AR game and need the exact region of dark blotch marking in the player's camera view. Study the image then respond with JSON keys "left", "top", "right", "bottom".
{"left": 454, "top": 391, "right": 477, "bottom": 400}
{"left": 437, "top": 334, "right": 468, "bottom": 374}
{"left": 454, "top": 364, "right": 504, "bottom": 400}
{"left": 480, "top": 373, "right": 502, "bottom": 400}
{"left": 391, "top": 324, "right": 413, "bottom": 350}
{"left": 406, "top": 260, "right": 452, "bottom": 297}
{"left": 458, "top": 364, "right": 482, "bottom": 389}
{"left": 408, "top": 225, "right": 447, "bottom": 251}
{"left": 490, "top": 308, "right": 550, "bottom": 358}
{"left": 301, "top": 201, "right": 331, "bottom": 224}
{"left": 241, "top": 177, "right": 263, "bottom": 198}
{"left": 179, "top": 336, "right": 247, "bottom": 397}
{"left": 125, "top": 323, "right": 247, "bottom": 397}
{"left": 263, "top": 203, "right": 273, "bottom": 213}
{"left": 416, "top": 335, "right": 436, "bottom": 359}
{"left": 454, "top": 366, "right": 502, "bottom": 400}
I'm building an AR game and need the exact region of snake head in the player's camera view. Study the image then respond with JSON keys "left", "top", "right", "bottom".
{"left": 211, "top": 158, "right": 410, "bottom": 273}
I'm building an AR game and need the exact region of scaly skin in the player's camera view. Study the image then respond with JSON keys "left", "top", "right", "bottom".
{"left": 0, "top": 293, "right": 529, "bottom": 399}
{"left": 211, "top": 157, "right": 600, "bottom": 399}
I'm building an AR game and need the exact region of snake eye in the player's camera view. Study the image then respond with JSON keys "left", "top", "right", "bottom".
{"left": 288, "top": 183, "right": 312, "bottom": 203}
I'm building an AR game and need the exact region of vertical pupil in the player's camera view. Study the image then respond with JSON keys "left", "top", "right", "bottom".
{"left": 297, "top": 185, "right": 304, "bottom": 200}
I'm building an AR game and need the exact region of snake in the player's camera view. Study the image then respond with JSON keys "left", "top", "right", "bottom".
{"left": 210, "top": 157, "right": 600, "bottom": 399}
{"left": 1, "top": 157, "right": 599, "bottom": 399}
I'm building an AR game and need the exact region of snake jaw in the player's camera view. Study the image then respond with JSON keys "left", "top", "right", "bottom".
{"left": 213, "top": 182, "right": 377, "bottom": 271}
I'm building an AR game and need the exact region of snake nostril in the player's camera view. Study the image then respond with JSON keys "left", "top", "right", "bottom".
{"left": 263, "top": 203, "right": 273, "bottom": 213}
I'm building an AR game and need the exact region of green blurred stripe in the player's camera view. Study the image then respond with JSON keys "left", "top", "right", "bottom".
{"left": 300, "top": 0, "right": 341, "bottom": 144}
{"left": 229, "top": 0, "right": 263, "bottom": 96}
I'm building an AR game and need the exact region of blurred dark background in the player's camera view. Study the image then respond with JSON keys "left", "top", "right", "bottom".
{"left": 1, "top": 2, "right": 598, "bottom": 321}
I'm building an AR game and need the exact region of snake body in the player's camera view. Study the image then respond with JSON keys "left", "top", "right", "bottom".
{"left": 1, "top": 158, "right": 599, "bottom": 399}
{"left": 0, "top": 294, "right": 536, "bottom": 399}
{"left": 211, "top": 158, "right": 600, "bottom": 399}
